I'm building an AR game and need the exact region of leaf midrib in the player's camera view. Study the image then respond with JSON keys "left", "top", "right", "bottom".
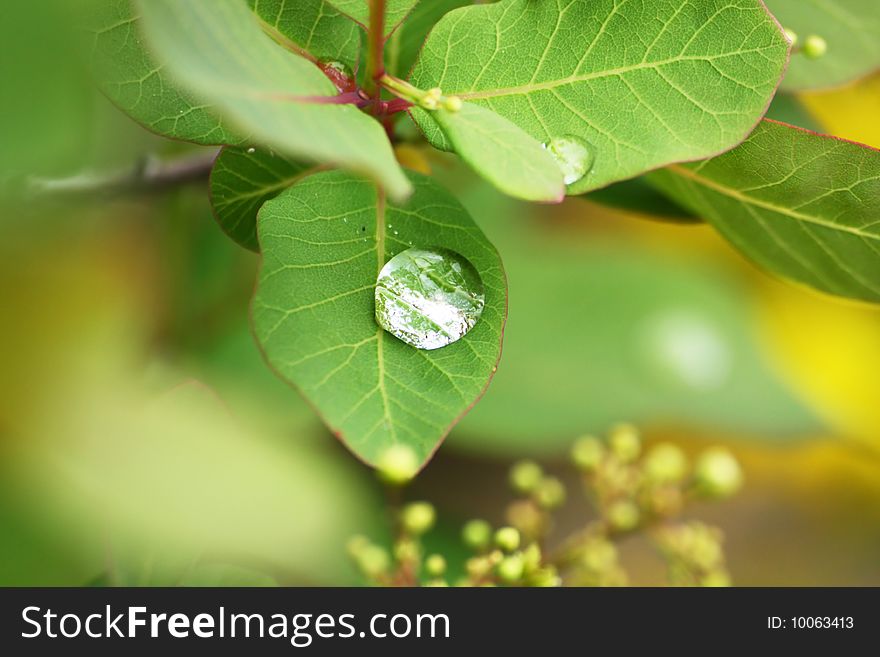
{"left": 374, "top": 189, "right": 396, "bottom": 442}
{"left": 666, "top": 164, "right": 880, "bottom": 241}
{"left": 456, "top": 49, "right": 775, "bottom": 100}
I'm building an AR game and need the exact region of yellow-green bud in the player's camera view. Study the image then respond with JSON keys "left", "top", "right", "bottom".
{"left": 644, "top": 442, "right": 687, "bottom": 484}
{"left": 424, "top": 554, "right": 447, "bottom": 577}
{"left": 607, "top": 500, "right": 640, "bottom": 531}
{"left": 494, "top": 526, "right": 521, "bottom": 552}
{"left": 531, "top": 566, "right": 562, "bottom": 587}
{"left": 510, "top": 460, "right": 544, "bottom": 493}
{"left": 465, "top": 556, "right": 492, "bottom": 579}
{"left": 609, "top": 423, "right": 641, "bottom": 462}
{"left": 783, "top": 28, "right": 798, "bottom": 47}
{"left": 803, "top": 34, "right": 827, "bottom": 58}
{"left": 571, "top": 435, "right": 604, "bottom": 471}
{"left": 401, "top": 501, "right": 436, "bottom": 535}
{"left": 522, "top": 543, "right": 542, "bottom": 572}
{"left": 394, "top": 537, "right": 420, "bottom": 563}
{"left": 506, "top": 499, "right": 545, "bottom": 538}
{"left": 582, "top": 537, "right": 618, "bottom": 572}
{"left": 462, "top": 519, "right": 492, "bottom": 551}
{"left": 376, "top": 445, "right": 419, "bottom": 485}
{"left": 534, "top": 476, "right": 566, "bottom": 510}
{"left": 496, "top": 554, "right": 525, "bottom": 583}
{"left": 355, "top": 544, "right": 391, "bottom": 578}
{"left": 694, "top": 448, "right": 743, "bottom": 498}
{"left": 444, "top": 95, "right": 463, "bottom": 112}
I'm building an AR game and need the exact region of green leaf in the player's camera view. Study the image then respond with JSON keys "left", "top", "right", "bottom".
{"left": 87, "top": 0, "right": 239, "bottom": 145}
{"left": 447, "top": 204, "right": 821, "bottom": 456}
{"left": 252, "top": 171, "right": 506, "bottom": 467}
{"left": 649, "top": 120, "right": 880, "bottom": 302}
{"left": 385, "top": 0, "right": 471, "bottom": 77}
{"left": 766, "top": 0, "right": 880, "bottom": 91}
{"left": 210, "top": 147, "right": 319, "bottom": 252}
{"left": 249, "top": 0, "right": 361, "bottom": 70}
{"left": 136, "top": 0, "right": 411, "bottom": 199}
{"left": 328, "top": 0, "right": 418, "bottom": 33}
{"left": 764, "top": 92, "right": 823, "bottom": 132}
{"left": 410, "top": 0, "right": 788, "bottom": 194}
{"left": 428, "top": 103, "right": 565, "bottom": 202}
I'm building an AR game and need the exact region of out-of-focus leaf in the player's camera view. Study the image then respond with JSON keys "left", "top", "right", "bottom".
{"left": 410, "top": 0, "right": 788, "bottom": 194}
{"left": 328, "top": 0, "right": 417, "bottom": 33}
{"left": 210, "top": 147, "right": 318, "bottom": 252}
{"left": 135, "top": 0, "right": 411, "bottom": 198}
{"left": 429, "top": 103, "right": 565, "bottom": 203}
{"left": 252, "top": 171, "right": 506, "bottom": 467}
{"left": 766, "top": 0, "right": 880, "bottom": 91}
{"left": 385, "top": 0, "right": 471, "bottom": 78}
{"left": 650, "top": 120, "right": 880, "bottom": 303}
{"left": 443, "top": 185, "right": 820, "bottom": 456}
{"left": 764, "top": 93, "right": 823, "bottom": 132}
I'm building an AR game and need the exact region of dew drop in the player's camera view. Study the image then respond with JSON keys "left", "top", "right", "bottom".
{"left": 542, "top": 135, "right": 594, "bottom": 185}
{"left": 375, "top": 247, "right": 485, "bottom": 350}
{"left": 246, "top": 147, "right": 256, "bottom": 154}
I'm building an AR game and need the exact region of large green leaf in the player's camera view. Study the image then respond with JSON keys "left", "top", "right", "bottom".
{"left": 429, "top": 103, "right": 565, "bottom": 202}
{"left": 249, "top": 0, "right": 361, "bottom": 70}
{"left": 209, "top": 147, "right": 319, "bottom": 252}
{"left": 252, "top": 171, "right": 506, "bottom": 466}
{"left": 328, "top": 0, "right": 418, "bottom": 33}
{"left": 440, "top": 186, "right": 821, "bottom": 456}
{"left": 650, "top": 120, "right": 880, "bottom": 303}
{"left": 385, "top": 0, "right": 471, "bottom": 78}
{"left": 766, "top": 0, "right": 880, "bottom": 91}
{"left": 136, "top": 0, "right": 411, "bottom": 199}
{"left": 88, "top": 0, "right": 355, "bottom": 145}
{"left": 409, "top": 0, "right": 788, "bottom": 194}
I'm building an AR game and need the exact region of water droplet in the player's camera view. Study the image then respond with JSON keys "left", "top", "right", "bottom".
{"left": 343, "top": 217, "right": 348, "bottom": 223}
{"left": 375, "top": 247, "right": 485, "bottom": 350}
{"left": 246, "top": 147, "right": 256, "bottom": 154}
{"left": 542, "top": 136, "right": 594, "bottom": 185}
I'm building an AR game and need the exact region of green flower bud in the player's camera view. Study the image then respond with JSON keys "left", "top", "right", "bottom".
{"left": 522, "top": 543, "right": 542, "bottom": 572}
{"left": 694, "top": 448, "right": 743, "bottom": 498}
{"left": 394, "top": 538, "right": 420, "bottom": 563}
{"left": 355, "top": 544, "right": 391, "bottom": 578}
{"left": 803, "top": 34, "right": 827, "bottom": 59}
{"left": 534, "top": 476, "right": 566, "bottom": 510}
{"left": 571, "top": 435, "right": 604, "bottom": 471}
{"left": 609, "top": 423, "right": 641, "bottom": 462}
{"left": 465, "top": 556, "right": 492, "bottom": 579}
{"left": 531, "top": 566, "right": 562, "bottom": 587}
{"left": 496, "top": 554, "right": 525, "bottom": 583}
{"left": 607, "top": 500, "right": 640, "bottom": 531}
{"left": 509, "top": 460, "right": 544, "bottom": 494}
{"left": 644, "top": 442, "right": 687, "bottom": 484}
{"left": 462, "top": 519, "right": 492, "bottom": 551}
{"left": 783, "top": 28, "right": 798, "bottom": 47}
{"left": 494, "top": 526, "right": 521, "bottom": 552}
{"left": 582, "top": 537, "right": 618, "bottom": 572}
{"left": 424, "top": 554, "right": 447, "bottom": 578}
{"left": 401, "top": 501, "right": 436, "bottom": 535}
{"left": 376, "top": 444, "right": 419, "bottom": 485}
{"left": 444, "top": 96, "right": 463, "bottom": 112}
{"left": 506, "top": 499, "right": 545, "bottom": 539}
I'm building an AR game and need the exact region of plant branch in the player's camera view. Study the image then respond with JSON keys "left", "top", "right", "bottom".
{"left": 25, "top": 149, "right": 219, "bottom": 200}
{"left": 364, "top": 0, "right": 386, "bottom": 106}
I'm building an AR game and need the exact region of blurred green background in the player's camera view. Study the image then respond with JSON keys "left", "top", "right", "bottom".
{"left": 2, "top": 2, "right": 880, "bottom": 587}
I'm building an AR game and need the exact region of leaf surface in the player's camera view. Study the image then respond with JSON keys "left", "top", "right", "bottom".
{"left": 766, "top": 0, "right": 880, "bottom": 91}
{"left": 385, "top": 0, "right": 471, "bottom": 77}
{"left": 429, "top": 103, "right": 565, "bottom": 202}
{"left": 410, "top": 0, "right": 788, "bottom": 194}
{"left": 252, "top": 171, "right": 506, "bottom": 466}
{"left": 136, "top": 0, "right": 410, "bottom": 198}
{"left": 328, "top": 0, "right": 418, "bottom": 34}
{"left": 650, "top": 120, "right": 880, "bottom": 302}
{"left": 210, "top": 147, "right": 318, "bottom": 252}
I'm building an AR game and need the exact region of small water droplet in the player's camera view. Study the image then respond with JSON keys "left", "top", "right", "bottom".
{"left": 393, "top": 230, "right": 399, "bottom": 235}
{"left": 375, "top": 247, "right": 485, "bottom": 350}
{"left": 343, "top": 217, "right": 348, "bottom": 223}
{"left": 246, "top": 147, "right": 256, "bottom": 154}
{"left": 542, "top": 136, "right": 594, "bottom": 185}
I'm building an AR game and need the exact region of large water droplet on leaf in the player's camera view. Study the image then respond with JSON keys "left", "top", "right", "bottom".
{"left": 375, "top": 247, "right": 485, "bottom": 350}
{"left": 542, "top": 136, "right": 594, "bottom": 185}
